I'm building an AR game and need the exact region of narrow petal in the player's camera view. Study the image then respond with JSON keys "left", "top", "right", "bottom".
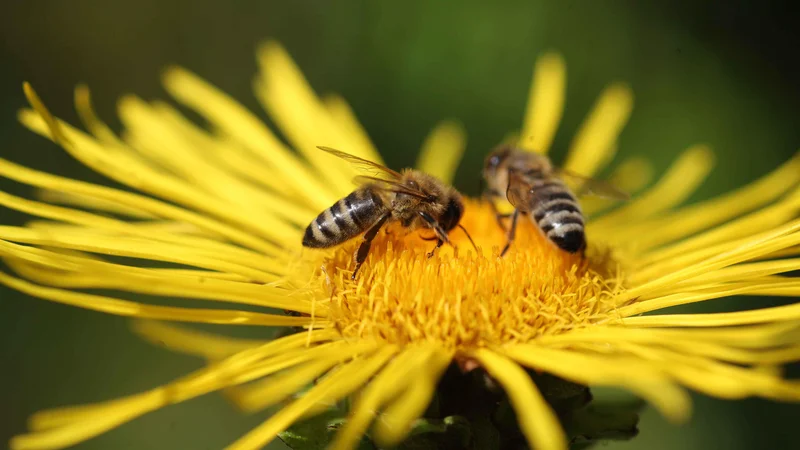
{"left": 254, "top": 41, "right": 358, "bottom": 192}
{"left": 13, "top": 333, "right": 344, "bottom": 449}
{"left": 539, "top": 322, "right": 800, "bottom": 349}
{"left": 161, "top": 67, "right": 338, "bottom": 209}
{"left": 21, "top": 86, "right": 299, "bottom": 247}
{"left": 473, "top": 349, "right": 567, "bottom": 450}
{"left": 664, "top": 258, "right": 800, "bottom": 287}
{"left": 37, "top": 189, "right": 156, "bottom": 219}
{"left": 590, "top": 145, "right": 714, "bottom": 235}
{"left": 564, "top": 83, "right": 634, "bottom": 177}
{"left": 505, "top": 345, "right": 691, "bottom": 424}
{"left": 371, "top": 348, "right": 453, "bottom": 447}
{"left": 0, "top": 225, "right": 282, "bottom": 284}
{"left": 537, "top": 326, "right": 800, "bottom": 365}
{"left": 627, "top": 152, "right": 800, "bottom": 251}
{"left": 0, "top": 157, "right": 279, "bottom": 255}
{"left": 131, "top": 320, "right": 298, "bottom": 360}
{"left": 226, "top": 345, "right": 397, "bottom": 450}
{"left": 415, "top": 120, "right": 467, "bottom": 184}
{"left": 615, "top": 218, "right": 800, "bottom": 305}
{"left": 1, "top": 222, "right": 286, "bottom": 276}
{"left": 73, "top": 85, "right": 126, "bottom": 146}
{"left": 118, "top": 95, "right": 314, "bottom": 227}
{"left": 3, "top": 255, "right": 303, "bottom": 311}
{"left": 618, "top": 280, "right": 800, "bottom": 316}
{"left": 0, "top": 270, "right": 318, "bottom": 325}
{"left": 581, "top": 156, "right": 654, "bottom": 216}
{"left": 611, "top": 342, "right": 800, "bottom": 401}
{"left": 20, "top": 262, "right": 322, "bottom": 315}
{"left": 148, "top": 100, "right": 287, "bottom": 195}
{"left": 621, "top": 303, "right": 800, "bottom": 327}
{"left": 231, "top": 358, "right": 344, "bottom": 413}
{"left": 11, "top": 391, "right": 165, "bottom": 450}
{"left": 519, "top": 52, "right": 566, "bottom": 154}
{"left": 330, "top": 348, "right": 431, "bottom": 450}
{"left": 634, "top": 185, "right": 800, "bottom": 273}
{"left": 323, "top": 94, "right": 385, "bottom": 165}
{"left": 222, "top": 339, "right": 376, "bottom": 411}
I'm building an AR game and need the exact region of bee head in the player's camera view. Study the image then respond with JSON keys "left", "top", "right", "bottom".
{"left": 440, "top": 197, "right": 464, "bottom": 232}
{"left": 483, "top": 144, "right": 513, "bottom": 193}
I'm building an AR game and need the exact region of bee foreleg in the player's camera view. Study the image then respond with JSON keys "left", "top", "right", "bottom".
{"left": 426, "top": 239, "right": 444, "bottom": 258}
{"left": 500, "top": 209, "right": 520, "bottom": 257}
{"left": 418, "top": 211, "right": 450, "bottom": 244}
{"left": 351, "top": 213, "right": 390, "bottom": 281}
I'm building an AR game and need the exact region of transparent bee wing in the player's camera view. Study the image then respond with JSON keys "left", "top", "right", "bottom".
{"left": 505, "top": 169, "right": 533, "bottom": 210}
{"left": 553, "top": 168, "right": 630, "bottom": 200}
{"left": 317, "top": 146, "right": 402, "bottom": 180}
{"left": 353, "top": 175, "right": 433, "bottom": 201}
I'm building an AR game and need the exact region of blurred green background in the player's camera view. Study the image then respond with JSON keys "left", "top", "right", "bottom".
{"left": 1, "top": 1, "right": 798, "bottom": 449}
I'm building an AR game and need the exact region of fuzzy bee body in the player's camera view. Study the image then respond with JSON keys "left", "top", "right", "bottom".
{"left": 520, "top": 173, "right": 585, "bottom": 253}
{"left": 303, "top": 147, "right": 475, "bottom": 280}
{"left": 303, "top": 189, "right": 386, "bottom": 248}
{"left": 483, "top": 144, "right": 626, "bottom": 255}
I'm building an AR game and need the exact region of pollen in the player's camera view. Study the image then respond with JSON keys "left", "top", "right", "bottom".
{"left": 312, "top": 199, "right": 624, "bottom": 350}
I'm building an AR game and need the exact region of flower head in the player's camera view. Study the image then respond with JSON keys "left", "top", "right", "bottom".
{"left": 3, "top": 42, "right": 800, "bottom": 450}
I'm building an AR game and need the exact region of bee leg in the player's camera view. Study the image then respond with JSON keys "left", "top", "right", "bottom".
{"left": 418, "top": 211, "right": 451, "bottom": 257}
{"left": 351, "top": 213, "right": 390, "bottom": 280}
{"left": 418, "top": 211, "right": 450, "bottom": 244}
{"left": 500, "top": 209, "right": 520, "bottom": 257}
{"left": 483, "top": 190, "right": 511, "bottom": 231}
{"left": 427, "top": 239, "right": 445, "bottom": 258}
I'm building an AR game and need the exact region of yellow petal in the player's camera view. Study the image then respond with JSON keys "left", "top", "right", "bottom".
{"left": 330, "top": 348, "right": 431, "bottom": 450}
{"left": 505, "top": 345, "right": 691, "bottom": 424}
{"left": 630, "top": 151, "right": 800, "bottom": 252}
{"left": 564, "top": 83, "right": 634, "bottom": 177}
{"left": 590, "top": 144, "right": 714, "bottom": 235}
{"left": 0, "top": 270, "right": 318, "bottom": 325}
{"left": 323, "top": 94, "right": 384, "bottom": 166}
{"left": 226, "top": 344, "right": 396, "bottom": 450}
{"left": 473, "top": 349, "right": 567, "bottom": 450}
{"left": 621, "top": 302, "right": 800, "bottom": 327}
{"left": 519, "top": 52, "right": 566, "bottom": 154}
{"left": 371, "top": 347, "right": 452, "bottom": 447}
{"left": 415, "top": 120, "right": 467, "bottom": 185}
{"left": 161, "top": 66, "right": 338, "bottom": 209}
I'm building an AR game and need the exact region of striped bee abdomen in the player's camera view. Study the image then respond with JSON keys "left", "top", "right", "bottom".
{"left": 531, "top": 181, "right": 586, "bottom": 253}
{"left": 302, "top": 189, "right": 386, "bottom": 248}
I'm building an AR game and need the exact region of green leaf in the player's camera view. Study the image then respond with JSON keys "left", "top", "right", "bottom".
{"left": 398, "top": 416, "right": 473, "bottom": 450}
{"left": 565, "top": 388, "right": 645, "bottom": 449}
{"left": 278, "top": 408, "right": 375, "bottom": 450}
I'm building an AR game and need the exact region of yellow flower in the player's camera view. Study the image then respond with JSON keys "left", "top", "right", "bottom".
{"left": 3, "top": 42, "right": 800, "bottom": 450}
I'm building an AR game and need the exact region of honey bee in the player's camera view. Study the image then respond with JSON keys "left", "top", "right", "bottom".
{"left": 482, "top": 144, "right": 628, "bottom": 256}
{"left": 303, "top": 146, "right": 476, "bottom": 279}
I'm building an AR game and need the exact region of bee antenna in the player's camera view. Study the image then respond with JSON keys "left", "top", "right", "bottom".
{"left": 457, "top": 224, "right": 478, "bottom": 253}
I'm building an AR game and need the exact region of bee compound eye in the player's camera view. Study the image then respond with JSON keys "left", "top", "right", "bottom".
{"left": 441, "top": 199, "right": 463, "bottom": 230}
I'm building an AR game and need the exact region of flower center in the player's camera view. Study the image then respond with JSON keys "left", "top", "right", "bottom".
{"left": 307, "top": 199, "right": 624, "bottom": 350}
